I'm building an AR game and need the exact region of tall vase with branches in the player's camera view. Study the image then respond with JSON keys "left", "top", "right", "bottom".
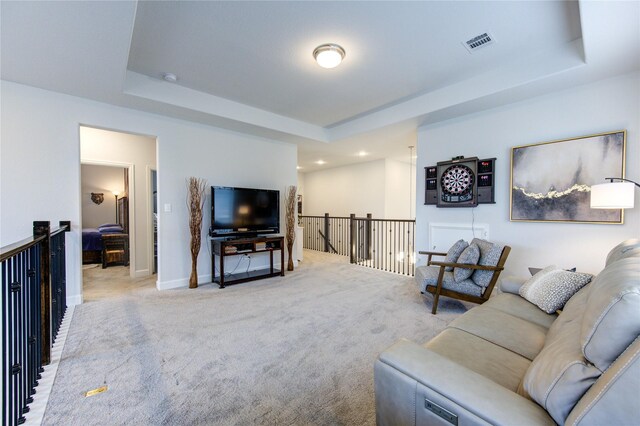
{"left": 187, "top": 177, "right": 207, "bottom": 288}
{"left": 284, "top": 185, "right": 297, "bottom": 271}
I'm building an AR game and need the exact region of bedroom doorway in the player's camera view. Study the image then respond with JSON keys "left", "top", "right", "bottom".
{"left": 79, "top": 126, "right": 158, "bottom": 302}
{"left": 80, "top": 162, "right": 133, "bottom": 300}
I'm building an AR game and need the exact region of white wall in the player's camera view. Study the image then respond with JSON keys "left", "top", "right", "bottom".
{"left": 0, "top": 80, "right": 297, "bottom": 303}
{"left": 303, "top": 159, "right": 386, "bottom": 217}
{"left": 302, "top": 158, "right": 415, "bottom": 219}
{"left": 384, "top": 159, "right": 414, "bottom": 219}
{"left": 416, "top": 72, "right": 640, "bottom": 276}
{"left": 81, "top": 164, "right": 125, "bottom": 228}
{"left": 81, "top": 127, "right": 157, "bottom": 277}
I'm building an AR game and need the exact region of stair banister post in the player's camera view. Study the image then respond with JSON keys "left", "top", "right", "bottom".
{"left": 350, "top": 214, "right": 356, "bottom": 264}
{"left": 324, "top": 213, "right": 330, "bottom": 253}
{"left": 33, "top": 221, "right": 51, "bottom": 365}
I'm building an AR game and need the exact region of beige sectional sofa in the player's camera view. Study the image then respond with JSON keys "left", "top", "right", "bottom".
{"left": 375, "top": 239, "right": 640, "bottom": 425}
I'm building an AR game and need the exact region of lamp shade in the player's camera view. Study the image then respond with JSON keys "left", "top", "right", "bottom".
{"left": 590, "top": 182, "right": 635, "bottom": 209}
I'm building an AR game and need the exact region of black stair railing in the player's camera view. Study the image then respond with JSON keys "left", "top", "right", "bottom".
{"left": 1, "top": 221, "right": 70, "bottom": 426}
{"left": 299, "top": 214, "right": 416, "bottom": 276}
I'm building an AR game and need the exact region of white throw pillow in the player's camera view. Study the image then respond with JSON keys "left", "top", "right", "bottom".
{"left": 519, "top": 266, "right": 593, "bottom": 314}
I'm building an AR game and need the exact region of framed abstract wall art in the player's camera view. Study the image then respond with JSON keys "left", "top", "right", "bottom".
{"left": 510, "top": 130, "right": 626, "bottom": 224}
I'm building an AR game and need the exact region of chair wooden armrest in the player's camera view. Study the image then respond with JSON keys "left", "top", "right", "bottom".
{"left": 429, "top": 260, "right": 505, "bottom": 271}
{"left": 418, "top": 250, "right": 448, "bottom": 266}
{"left": 418, "top": 250, "right": 447, "bottom": 256}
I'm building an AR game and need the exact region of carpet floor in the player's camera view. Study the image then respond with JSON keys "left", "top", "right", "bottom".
{"left": 43, "top": 250, "right": 471, "bottom": 425}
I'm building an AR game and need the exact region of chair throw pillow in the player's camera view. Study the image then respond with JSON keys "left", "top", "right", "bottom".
{"left": 443, "top": 239, "right": 468, "bottom": 272}
{"left": 519, "top": 266, "right": 593, "bottom": 314}
{"left": 470, "top": 239, "right": 504, "bottom": 288}
{"left": 454, "top": 243, "right": 480, "bottom": 282}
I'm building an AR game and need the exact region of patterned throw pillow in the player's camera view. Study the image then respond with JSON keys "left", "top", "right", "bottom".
{"left": 519, "top": 266, "right": 593, "bottom": 314}
{"left": 470, "top": 239, "right": 505, "bottom": 288}
{"left": 443, "top": 239, "right": 468, "bottom": 272}
{"left": 454, "top": 243, "right": 480, "bottom": 282}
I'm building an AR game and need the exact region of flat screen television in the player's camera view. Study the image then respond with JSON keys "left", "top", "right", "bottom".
{"left": 210, "top": 186, "right": 280, "bottom": 237}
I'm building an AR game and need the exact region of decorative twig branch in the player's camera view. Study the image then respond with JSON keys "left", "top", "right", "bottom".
{"left": 187, "top": 177, "right": 207, "bottom": 288}
{"left": 284, "top": 185, "right": 297, "bottom": 271}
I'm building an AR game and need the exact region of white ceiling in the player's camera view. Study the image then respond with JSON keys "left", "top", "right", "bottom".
{"left": 2, "top": 1, "right": 639, "bottom": 172}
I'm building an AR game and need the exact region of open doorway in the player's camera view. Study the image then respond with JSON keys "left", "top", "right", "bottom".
{"left": 80, "top": 163, "right": 132, "bottom": 299}
{"left": 79, "top": 126, "right": 157, "bottom": 302}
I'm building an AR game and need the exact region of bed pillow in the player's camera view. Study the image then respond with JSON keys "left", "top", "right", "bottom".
{"left": 443, "top": 239, "right": 468, "bottom": 272}
{"left": 98, "top": 225, "right": 123, "bottom": 234}
{"left": 519, "top": 266, "right": 593, "bottom": 314}
{"left": 98, "top": 223, "right": 118, "bottom": 228}
{"left": 454, "top": 243, "right": 480, "bottom": 282}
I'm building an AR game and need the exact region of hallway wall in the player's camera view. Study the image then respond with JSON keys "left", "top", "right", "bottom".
{"left": 1, "top": 81, "right": 297, "bottom": 303}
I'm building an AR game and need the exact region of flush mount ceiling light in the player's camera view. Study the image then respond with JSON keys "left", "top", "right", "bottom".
{"left": 162, "top": 72, "right": 177, "bottom": 83}
{"left": 313, "top": 44, "right": 345, "bottom": 69}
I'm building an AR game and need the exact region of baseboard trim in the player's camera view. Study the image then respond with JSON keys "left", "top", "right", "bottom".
{"left": 157, "top": 273, "right": 212, "bottom": 290}
{"left": 134, "top": 268, "right": 150, "bottom": 278}
{"left": 66, "top": 294, "right": 83, "bottom": 306}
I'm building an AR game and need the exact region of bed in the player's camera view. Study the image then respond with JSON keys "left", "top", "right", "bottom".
{"left": 82, "top": 224, "right": 125, "bottom": 264}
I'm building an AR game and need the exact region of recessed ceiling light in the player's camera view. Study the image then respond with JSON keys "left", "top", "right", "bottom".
{"left": 162, "top": 72, "right": 177, "bottom": 82}
{"left": 296, "top": 166, "right": 302, "bottom": 170}
{"left": 315, "top": 160, "right": 326, "bottom": 165}
{"left": 357, "top": 151, "right": 368, "bottom": 157}
{"left": 313, "top": 44, "right": 345, "bottom": 69}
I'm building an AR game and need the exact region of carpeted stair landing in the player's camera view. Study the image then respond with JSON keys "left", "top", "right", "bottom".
{"left": 43, "top": 251, "right": 470, "bottom": 425}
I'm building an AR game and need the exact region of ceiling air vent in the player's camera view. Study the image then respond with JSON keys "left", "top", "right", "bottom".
{"left": 462, "top": 32, "right": 494, "bottom": 53}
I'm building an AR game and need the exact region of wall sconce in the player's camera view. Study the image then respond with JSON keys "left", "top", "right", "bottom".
{"left": 590, "top": 178, "right": 639, "bottom": 209}
{"left": 90, "top": 192, "right": 104, "bottom": 205}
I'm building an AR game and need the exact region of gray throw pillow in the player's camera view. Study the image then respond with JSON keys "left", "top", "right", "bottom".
{"left": 443, "top": 239, "right": 468, "bottom": 272}
{"left": 470, "top": 238, "right": 505, "bottom": 288}
{"left": 519, "top": 266, "right": 593, "bottom": 314}
{"left": 454, "top": 243, "right": 480, "bottom": 282}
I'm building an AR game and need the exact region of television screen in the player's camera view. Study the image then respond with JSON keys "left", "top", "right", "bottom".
{"left": 211, "top": 186, "right": 279, "bottom": 236}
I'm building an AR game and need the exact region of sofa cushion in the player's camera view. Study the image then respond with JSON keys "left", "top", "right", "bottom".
{"left": 519, "top": 266, "right": 593, "bottom": 314}
{"left": 545, "top": 282, "right": 591, "bottom": 343}
{"left": 605, "top": 238, "right": 640, "bottom": 266}
{"left": 443, "top": 239, "right": 468, "bottom": 271}
{"left": 424, "top": 328, "right": 531, "bottom": 392}
{"left": 522, "top": 314, "right": 601, "bottom": 425}
{"left": 415, "top": 265, "right": 482, "bottom": 297}
{"left": 453, "top": 243, "right": 480, "bottom": 282}
{"left": 448, "top": 306, "right": 547, "bottom": 360}
{"left": 470, "top": 238, "right": 504, "bottom": 288}
{"left": 581, "top": 257, "right": 640, "bottom": 372}
{"left": 483, "top": 293, "right": 557, "bottom": 329}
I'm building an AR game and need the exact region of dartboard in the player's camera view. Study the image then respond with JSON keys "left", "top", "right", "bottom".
{"left": 441, "top": 164, "right": 475, "bottom": 196}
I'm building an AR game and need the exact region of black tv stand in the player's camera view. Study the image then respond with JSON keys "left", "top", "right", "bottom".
{"left": 211, "top": 236, "right": 285, "bottom": 288}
